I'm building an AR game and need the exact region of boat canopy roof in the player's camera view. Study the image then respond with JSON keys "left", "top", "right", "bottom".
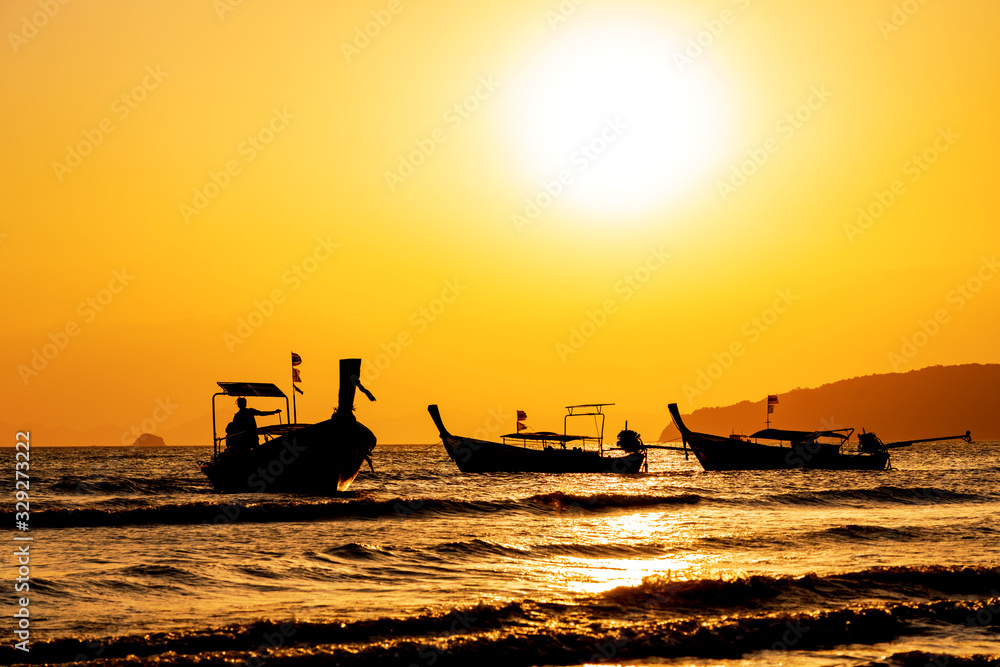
{"left": 750, "top": 428, "right": 852, "bottom": 443}
{"left": 501, "top": 431, "right": 586, "bottom": 443}
{"left": 216, "top": 381, "right": 287, "bottom": 398}
{"left": 564, "top": 403, "right": 613, "bottom": 415}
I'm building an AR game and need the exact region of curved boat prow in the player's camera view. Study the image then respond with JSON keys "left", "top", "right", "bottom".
{"left": 667, "top": 403, "right": 691, "bottom": 460}
{"left": 427, "top": 404, "right": 451, "bottom": 438}
{"left": 667, "top": 403, "right": 691, "bottom": 436}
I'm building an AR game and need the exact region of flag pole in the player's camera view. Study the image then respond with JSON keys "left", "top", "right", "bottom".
{"left": 290, "top": 352, "right": 304, "bottom": 423}
{"left": 765, "top": 395, "right": 778, "bottom": 429}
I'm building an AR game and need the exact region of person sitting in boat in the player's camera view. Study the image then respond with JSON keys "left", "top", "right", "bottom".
{"left": 226, "top": 397, "right": 281, "bottom": 450}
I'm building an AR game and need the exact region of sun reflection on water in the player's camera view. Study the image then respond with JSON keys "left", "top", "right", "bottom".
{"left": 516, "top": 511, "right": 729, "bottom": 595}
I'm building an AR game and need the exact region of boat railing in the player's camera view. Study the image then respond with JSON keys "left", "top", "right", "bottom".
{"left": 211, "top": 382, "right": 291, "bottom": 459}
{"left": 496, "top": 403, "right": 615, "bottom": 454}
{"left": 564, "top": 403, "right": 613, "bottom": 454}
{"left": 500, "top": 432, "right": 586, "bottom": 449}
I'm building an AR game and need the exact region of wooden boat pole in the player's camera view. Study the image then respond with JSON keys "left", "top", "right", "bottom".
{"left": 884, "top": 431, "right": 973, "bottom": 448}
{"left": 338, "top": 358, "right": 361, "bottom": 418}
{"left": 337, "top": 358, "right": 375, "bottom": 418}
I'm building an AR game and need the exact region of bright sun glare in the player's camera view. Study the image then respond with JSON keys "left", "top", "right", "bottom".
{"left": 506, "top": 17, "right": 731, "bottom": 217}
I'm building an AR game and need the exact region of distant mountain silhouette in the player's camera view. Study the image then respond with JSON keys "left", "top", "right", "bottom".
{"left": 660, "top": 364, "right": 999, "bottom": 442}
{"left": 133, "top": 433, "right": 166, "bottom": 447}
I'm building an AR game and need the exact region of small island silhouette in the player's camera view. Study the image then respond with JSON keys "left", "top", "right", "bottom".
{"left": 132, "top": 433, "right": 166, "bottom": 447}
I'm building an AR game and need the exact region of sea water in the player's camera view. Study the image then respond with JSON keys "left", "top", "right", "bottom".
{"left": 2, "top": 440, "right": 998, "bottom": 666}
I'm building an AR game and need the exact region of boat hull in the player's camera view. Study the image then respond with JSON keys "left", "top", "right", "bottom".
{"left": 201, "top": 418, "right": 376, "bottom": 493}
{"left": 442, "top": 433, "right": 645, "bottom": 474}
{"left": 684, "top": 432, "right": 889, "bottom": 471}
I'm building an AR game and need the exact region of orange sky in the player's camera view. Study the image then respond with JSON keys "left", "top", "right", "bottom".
{"left": 2, "top": 0, "right": 998, "bottom": 444}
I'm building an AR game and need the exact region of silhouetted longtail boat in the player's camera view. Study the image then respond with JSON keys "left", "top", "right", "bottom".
{"left": 428, "top": 403, "right": 646, "bottom": 473}
{"left": 200, "top": 359, "right": 376, "bottom": 493}
{"left": 667, "top": 403, "right": 890, "bottom": 471}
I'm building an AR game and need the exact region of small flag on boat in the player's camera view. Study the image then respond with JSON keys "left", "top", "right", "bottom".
{"left": 767, "top": 395, "right": 779, "bottom": 404}
{"left": 291, "top": 353, "right": 304, "bottom": 395}
{"left": 517, "top": 410, "right": 527, "bottom": 421}
{"left": 517, "top": 422, "right": 527, "bottom": 432}
{"left": 767, "top": 404, "right": 774, "bottom": 414}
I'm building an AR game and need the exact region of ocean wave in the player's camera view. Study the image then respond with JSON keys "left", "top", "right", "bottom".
{"left": 525, "top": 491, "right": 703, "bottom": 511}
{"left": 808, "top": 522, "right": 999, "bottom": 544}
{"left": 694, "top": 533, "right": 799, "bottom": 550}
{"left": 871, "top": 651, "right": 1000, "bottom": 667}
{"left": 14, "top": 492, "right": 705, "bottom": 528}
{"left": 3, "top": 499, "right": 481, "bottom": 528}
{"left": 6, "top": 585, "right": 998, "bottom": 667}
{"left": 808, "top": 524, "right": 927, "bottom": 541}
{"left": 764, "top": 485, "right": 987, "bottom": 506}
{"left": 600, "top": 565, "right": 1000, "bottom": 612}
{"left": 50, "top": 476, "right": 195, "bottom": 496}
{"left": 117, "top": 563, "right": 193, "bottom": 578}
{"left": 321, "top": 542, "right": 393, "bottom": 561}
{"left": 433, "top": 538, "right": 666, "bottom": 560}
{"left": 14, "top": 483, "right": 990, "bottom": 529}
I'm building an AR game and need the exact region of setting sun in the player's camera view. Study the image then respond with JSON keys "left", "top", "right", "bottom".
{"left": 503, "top": 14, "right": 731, "bottom": 216}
